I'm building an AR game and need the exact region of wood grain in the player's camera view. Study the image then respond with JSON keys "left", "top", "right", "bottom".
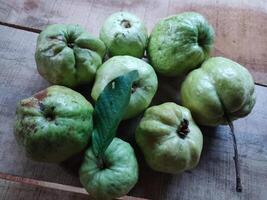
{"left": 0, "top": 173, "right": 147, "bottom": 200}
{"left": 0, "top": 179, "right": 88, "bottom": 200}
{"left": 0, "top": 178, "right": 145, "bottom": 200}
{"left": 0, "top": 0, "right": 266, "bottom": 85}
{"left": 0, "top": 25, "right": 267, "bottom": 199}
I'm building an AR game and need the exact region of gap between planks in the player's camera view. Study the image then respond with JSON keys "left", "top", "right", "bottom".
{"left": 0, "top": 172, "right": 148, "bottom": 200}
{"left": 0, "top": 21, "right": 41, "bottom": 33}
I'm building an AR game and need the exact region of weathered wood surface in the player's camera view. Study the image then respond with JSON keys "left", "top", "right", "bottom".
{"left": 0, "top": 179, "right": 88, "bottom": 200}
{"left": 0, "top": 25, "right": 267, "bottom": 200}
{"left": 0, "top": 179, "right": 142, "bottom": 200}
{"left": 0, "top": 0, "right": 266, "bottom": 86}
{"left": 0, "top": 173, "right": 145, "bottom": 200}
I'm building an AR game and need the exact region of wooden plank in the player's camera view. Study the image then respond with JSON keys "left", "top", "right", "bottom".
{"left": 0, "top": 173, "right": 148, "bottom": 200}
{"left": 0, "top": 179, "right": 88, "bottom": 200}
{"left": 0, "top": 25, "right": 267, "bottom": 199}
{"left": 0, "top": 172, "right": 88, "bottom": 195}
{"left": 0, "top": 178, "right": 144, "bottom": 200}
{"left": 0, "top": 0, "right": 266, "bottom": 85}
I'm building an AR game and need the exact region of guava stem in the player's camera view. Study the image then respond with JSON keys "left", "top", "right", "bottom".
{"left": 217, "top": 94, "right": 242, "bottom": 192}
{"left": 226, "top": 118, "right": 242, "bottom": 192}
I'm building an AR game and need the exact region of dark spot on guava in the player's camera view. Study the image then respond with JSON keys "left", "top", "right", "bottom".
{"left": 34, "top": 89, "right": 48, "bottom": 101}
{"left": 49, "top": 35, "right": 65, "bottom": 42}
{"left": 45, "top": 113, "right": 55, "bottom": 121}
{"left": 67, "top": 42, "right": 74, "bottom": 48}
{"left": 143, "top": 85, "right": 151, "bottom": 92}
{"left": 66, "top": 34, "right": 76, "bottom": 48}
{"left": 39, "top": 104, "right": 56, "bottom": 121}
{"left": 121, "top": 19, "right": 131, "bottom": 28}
{"left": 114, "top": 32, "right": 125, "bottom": 41}
{"left": 177, "top": 119, "right": 190, "bottom": 139}
{"left": 197, "top": 33, "right": 207, "bottom": 48}
{"left": 44, "top": 107, "right": 55, "bottom": 121}
{"left": 50, "top": 36, "right": 58, "bottom": 40}
{"left": 131, "top": 82, "right": 138, "bottom": 93}
{"left": 38, "top": 102, "right": 45, "bottom": 112}
{"left": 114, "top": 32, "right": 119, "bottom": 38}
{"left": 21, "top": 99, "right": 36, "bottom": 107}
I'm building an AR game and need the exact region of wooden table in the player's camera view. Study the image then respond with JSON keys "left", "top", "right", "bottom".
{"left": 0, "top": 0, "right": 266, "bottom": 199}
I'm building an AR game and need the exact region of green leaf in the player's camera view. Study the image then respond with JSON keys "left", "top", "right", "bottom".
{"left": 92, "top": 70, "right": 139, "bottom": 158}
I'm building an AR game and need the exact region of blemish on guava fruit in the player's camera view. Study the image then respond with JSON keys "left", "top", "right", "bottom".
{"left": 44, "top": 112, "right": 55, "bottom": 121}
{"left": 21, "top": 98, "right": 37, "bottom": 107}
{"left": 121, "top": 19, "right": 131, "bottom": 28}
{"left": 131, "top": 83, "right": 138, "bottom": 93}
{"left": 49, "top": 35, "right": 65, "bottom": 42}
{"left": 44, "top": 106, "right": 56, "bottom": 121}
{"left": 38, "top": 102, "right": 45, "bottom": 111}
{"left": 177, "top": 119, "right": 190, "bottom": 138}
{"left": 34, "top": 89, "right": 48, "bottom": 101}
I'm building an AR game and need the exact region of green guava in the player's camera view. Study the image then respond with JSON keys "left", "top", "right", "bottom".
{"left": 148, "top": 12, "right": 214, "bottom": 76}
{"left": 136, "top": 102, "right": 203, "bottom": 174}
{"left": 79, "top": 138, "right": 138, "bottom": 200}
{"left": 100, "top": 12, "right": 148, "bottom": 58}
{"left": 14, "top": 85, "right": 94, "bottom": 162}
{"left": 180, "top": 57, "right": 256, "bottom": 126}
{"left": 91, "top": 56, "right": 158, "bottom": 119}
{"left": 35, "top": 24, "right": 106, "bottom": 87}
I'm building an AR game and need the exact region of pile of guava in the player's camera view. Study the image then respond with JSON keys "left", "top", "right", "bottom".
{"left": 14, "top": 11, "right": 255, "bottom": 199}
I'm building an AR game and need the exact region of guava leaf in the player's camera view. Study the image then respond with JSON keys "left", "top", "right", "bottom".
{"left": 92, "top": 70, "right": 139, "bottom": 158}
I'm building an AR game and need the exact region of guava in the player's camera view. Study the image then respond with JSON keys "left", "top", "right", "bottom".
{"left": 91, "top": 56, "right": 158, "bottom": 119}
{"left": 14, "top": 85, "right": 94, "bottom": 162}
{"left": 35, "top": 24, "right": 106, "bottom": 87}
{"left": 180, "top": 57, "right": 255, "bottom": 126}
{"left": 79, "top": 138, "right": 138, "bottom": 200}
{"left": 100, "top": 12, "right": 148, "bottom": 58}
{"left": 148, "top": 12, "right": 214, "bottom": 76}
{"left": 136, "top": 102, "right": 203, "bottom": 174}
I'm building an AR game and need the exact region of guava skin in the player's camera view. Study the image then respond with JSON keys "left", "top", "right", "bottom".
{"left": 14, "top": 85, "right": 94, "bottom": 163}
{"left": 148, "top": 12, "right": 214, "bottom": 76}
{"left": 136, "top": 103, "right": 203, "bottom": 174}
{"left": 180, "top": 57, "right": 256, "bottom": 126}
{"left": 100, "top": 12, "right": 148, "bottom": 58}
{"left": 91, "top": 56, "right": 158, "bottom": 119}
{"left": 35, "top": 24, "right": 106, "bottom": 87}
{"left": 79, "top": 138, "right": 138, "bottom": 200}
